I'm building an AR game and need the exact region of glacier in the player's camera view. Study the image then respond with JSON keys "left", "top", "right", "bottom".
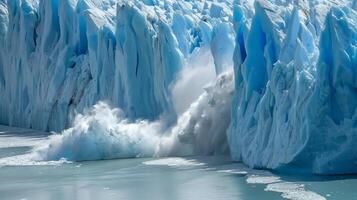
{"left": 0, "top": 0, "right": 235, "bottom": 131}
{"left": 229, "top": 0, "right": 357, "bottom": 174}
{"left": 0, "top": 0, "right": 357, "bottom": 175}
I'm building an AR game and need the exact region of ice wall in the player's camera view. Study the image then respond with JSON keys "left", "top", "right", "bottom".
{"left": 228, "top": 0, "right": 357, "bottom": 174}
{"left": 1, "top": 0, "right": 357, "bottom": 175}
{"left": 0, "top": 0, "right": 235, "bottom": 131}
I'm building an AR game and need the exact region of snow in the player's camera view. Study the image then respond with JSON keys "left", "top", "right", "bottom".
{"left": 0, "top": 0, "right": 356, "bottom": 174}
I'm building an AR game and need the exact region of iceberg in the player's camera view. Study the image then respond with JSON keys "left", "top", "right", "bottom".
{"left": 0, "top": 0, "right": 357, "bottom": 174}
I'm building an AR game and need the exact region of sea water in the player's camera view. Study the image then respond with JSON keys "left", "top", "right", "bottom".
{"left": 0, "top": 126, "right": 356, "bottom": 200}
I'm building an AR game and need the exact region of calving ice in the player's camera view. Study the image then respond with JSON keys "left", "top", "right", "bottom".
{"left": 0, "top": 0, "right": 356, "bottom": 175}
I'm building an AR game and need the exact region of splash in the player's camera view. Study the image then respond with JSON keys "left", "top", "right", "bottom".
{"left": 171, "top": 49, "right": 217, "bottom": 114}
{"left": 162, "top": 72, "right": 234, "bottom": 156}
{"left": 32, "top": 102, "right": 164, "bottom": 161}
{"left": 31, "top": 71, "right": 234, "bottom": 162}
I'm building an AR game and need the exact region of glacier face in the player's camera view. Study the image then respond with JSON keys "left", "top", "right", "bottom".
{"left": 229, "top": 0, "right": 357, "bottom": 174}
{"left": 0, "top": 0, "right": 235, "bottom": 131}
{"left": 1, "top": 0, "right": 357, "bottom": 174}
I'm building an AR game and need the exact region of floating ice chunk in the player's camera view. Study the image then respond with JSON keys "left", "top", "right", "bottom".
{"left": 246, "top": 173, "right": 326, "bottom": 200}
{"left": 143, "top": 157, "right": 204, "bottom": 167}
{"left": 246, "top": 175, "right": 281, "bottom": 184}
{"left": 266, "top": 182, "right": 326, "bottom": 200}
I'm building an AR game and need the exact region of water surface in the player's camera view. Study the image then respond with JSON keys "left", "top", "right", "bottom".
{"left": 0, "top": 125, "right": 356, "bottom": 200}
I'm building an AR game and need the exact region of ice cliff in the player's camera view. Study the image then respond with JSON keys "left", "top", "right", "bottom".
{"left": 1, "top": 0, "right": 357, "bottom": 174}
{"left": 229, "top": 0, "right": 357, "bottom": 174}
{"left": 0, "top": 0, "right": 235, "bottom": 131}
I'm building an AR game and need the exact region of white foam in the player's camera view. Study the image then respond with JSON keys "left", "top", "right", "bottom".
{"left": 32, "top": 102, "right": 163, "bottom": 161}
{"left": 0, "top": 137, "right": 46, "bottom": 148}
{"left": 143, "top": 157, "right": 204, "bottom": 167}
{"left": 0, "top": 154, "right": 70, "bottom": 167}
{"left": 0, "top": 125, "right": 48, "bottom": 148}
{"left": 217, "top": 169, "right": 248, "bottom": 176}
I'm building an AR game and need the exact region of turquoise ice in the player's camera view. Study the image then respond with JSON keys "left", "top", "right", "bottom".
{"left": 0, "top": 0, "right": 357, "bottom": 174}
